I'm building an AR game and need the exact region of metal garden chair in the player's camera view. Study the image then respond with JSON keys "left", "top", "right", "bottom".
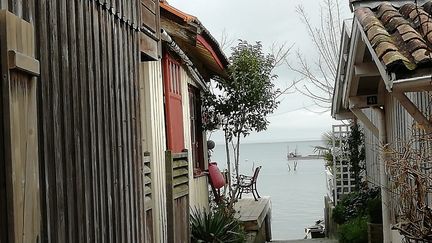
{"left": 236, "top": 166, "right": 262, "bottom": 201}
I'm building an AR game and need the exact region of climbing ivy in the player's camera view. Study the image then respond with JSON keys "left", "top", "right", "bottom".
{"left": 347, "top": 122, "right": 365, "bottom": 191}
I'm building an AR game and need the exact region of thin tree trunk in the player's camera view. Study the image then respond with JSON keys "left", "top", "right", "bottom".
{"left": 235, "top": 133, "right": 241, "bottom": 184}
{"left": 224, "top": 131, "right": 232, "bottom": 191}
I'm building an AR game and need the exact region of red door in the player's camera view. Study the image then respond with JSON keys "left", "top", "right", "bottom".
{"left": 163, "top": 54, "right": 185, "bottom": 153}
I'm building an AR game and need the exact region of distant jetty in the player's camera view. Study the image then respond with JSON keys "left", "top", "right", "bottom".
{"left": 287, "top": 154, "right": 324, "bottom": 161}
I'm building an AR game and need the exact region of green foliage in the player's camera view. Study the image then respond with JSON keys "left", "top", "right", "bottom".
{"left": 347, "top": 122, "right": 366, "bottom": 191}
{"left": 332, "top": 203, "right": 346, "bottom": 225}
{"left": 202, "top": 40, "right": 281, "bottom": 196}
{"left": 190, "top": 207, "right": 245, "bottom": 243}
{"left": 313, "top": 132, "right": 334, "bottom": 167}
{"left": 338, "top": 217, "right": 368, "bottom": 243}
{"left": 332, "top": 187, "right": 380, "bottom": 224}
{"left": 202, "top": 40, "right": 280, "bottom": 139}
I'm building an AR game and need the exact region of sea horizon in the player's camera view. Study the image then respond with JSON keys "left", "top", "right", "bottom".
{"left": 214, "top": 138, "right": 325, "bottom": 146}
{"left": 212, "top": 141, "right": 327, "bottom": 240}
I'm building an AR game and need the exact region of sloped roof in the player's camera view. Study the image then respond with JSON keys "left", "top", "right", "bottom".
{"left": 160, "top": 0, "right": 197, "bottom": 22}
{"left": 355, "top": 2, "right": 432, "bottom": 73}
{"left": 160, "top": 1, "right": 229, "bottom": 79}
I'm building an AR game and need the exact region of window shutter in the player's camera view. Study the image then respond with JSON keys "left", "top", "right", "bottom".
{"left": 163, "top": 55, "right": 185, "bottom": 152}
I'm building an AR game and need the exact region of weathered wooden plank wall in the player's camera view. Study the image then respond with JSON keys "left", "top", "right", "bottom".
{"left": 180, "top": 68, "right": 209, "bottom": 211}
{"left": 0, "top": 0, "right": 149, "bottom": 242}
{"left": 0, "top": 38, "right": 6, "bottom": 243}
{"left": 361, "top": 108, "right": 381, "bottom": 187}
{"left": 165, "top": 151, "right": 190, "bottom": 243}
{"left": 362, "top": 91, "right": 432, "bottom": 223}
{"left": 140, "top": 61, "right": 167, "bottom": 242}
{"left": 384, "top": 91, "right": 432, "bottom": 222}
{"left": 0, "top": 9, "right": 41, "bottom": 243}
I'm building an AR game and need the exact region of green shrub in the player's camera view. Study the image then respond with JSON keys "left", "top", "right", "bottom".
{"left": 190, "top": 207, "right": 245, "bottom": 243}
{"left": 332, "top": 187, "right": 381, "bottom": 224}
{"left": 333, "top": 203, "right": 347, "bottom": 224}
{"left": 338, "top": 217, "right": 368, "bottom": 243}
{"left": 367, "top": 197, "right": 382, "bottom": 224}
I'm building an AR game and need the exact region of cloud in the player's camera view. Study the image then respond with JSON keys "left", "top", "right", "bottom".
{"left": 168, "top": 0, "right": 351, "bottom": 143}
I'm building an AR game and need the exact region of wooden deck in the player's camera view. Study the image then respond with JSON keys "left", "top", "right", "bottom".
{"left": 271, "top": 239, "right": 337, "bottom": 243}
{"left": 235, "top": 196, "right": 271, "bottom": 231}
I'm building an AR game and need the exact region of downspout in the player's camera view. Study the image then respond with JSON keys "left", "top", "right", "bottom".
{"left": 374, "top": 107, "right": 391, "bottom": 243}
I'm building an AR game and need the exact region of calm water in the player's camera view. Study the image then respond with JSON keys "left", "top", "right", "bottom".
{"left": 211, "top": 141, "right": 326, "bottom": 240}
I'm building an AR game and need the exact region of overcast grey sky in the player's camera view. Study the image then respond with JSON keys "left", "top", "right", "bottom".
{"left": 169, "top": 0, "right": 351, "bottom": 143}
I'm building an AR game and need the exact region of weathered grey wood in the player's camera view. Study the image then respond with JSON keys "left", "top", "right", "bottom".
{"left": 166, "top": 150, "right": 190, "bottom": 242}
{"left": 100, "top": 8, "right": 113, "bottom": 243}
{"left": 165, "top": 151, "right": 175, "bottom": 243}
{"left": 234, "top": 197, "right": 272, "bottom": 231}
{"left": 393, "top": 92, "right": 432, "bottom": 132}
{"left": 7, "top": 50, "right": 39, "bottom": 75}
{"left": 1, "top": 1, "right": 146, "bottom": 242}
{"left": 172, "top": 160, "right": 188, "bottom": 168}
{"left": 70, "top": 0, "right": 86, "bottom": 242}
{"left": 0, "top": 9, "right": 41, "bottom": 243}
{"left": 172, "top": 152, "right": 189, "bottom": 160}
{"left": 59, "top": 0, "right": 76, "bottom": 241}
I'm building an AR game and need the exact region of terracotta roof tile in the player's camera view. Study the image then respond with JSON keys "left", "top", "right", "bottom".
{"left": 355, "top": 1, "right": 432, "bottom": 72}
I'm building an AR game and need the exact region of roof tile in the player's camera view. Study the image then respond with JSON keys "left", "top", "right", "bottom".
{"left": 355, "top": 1, "right": 432, "bottom": 73}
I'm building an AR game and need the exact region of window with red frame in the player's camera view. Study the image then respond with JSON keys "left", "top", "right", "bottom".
{"left": 189, "top": 86, "right": 205, "bottom": 174}
{"left": 163, "top": 54, "right": 185, "bottom": 153}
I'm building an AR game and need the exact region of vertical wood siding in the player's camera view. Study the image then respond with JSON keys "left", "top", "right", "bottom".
{"left": 165, "top": 151, "right": 190, "bottom": 243}
{"left": 361, "top": 108, "right": 381, "bottom": 187}
{"left": 140, "top": 61, "right": 167, "bottom": 242}
{"left": 0, "top": 11, "right": 41, "bottom": 243}
{"left": 362, "top": 91, "right": 432, "bottom": 223}
{"left": 180, "top": 69, "right": 209, "bottom": 211}
{"left": 0, "top": 10, "right": 7, "bottom": 243}
{"left": 0, "top": 0, "right": 148, "bottom": 242}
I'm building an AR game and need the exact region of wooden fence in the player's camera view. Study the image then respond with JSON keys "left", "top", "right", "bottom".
{"left": 165, "top": 150, "right": 190, "bottom": 243}
{"left": 143, "top": 151, "right": 154, "bottom": 242}
{"left": 0, "top": 0, "right": 160, "bottom": 242}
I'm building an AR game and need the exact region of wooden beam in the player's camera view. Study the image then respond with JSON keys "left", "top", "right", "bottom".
{"left": 354, "top": 62, "right": 380, "bottom": 77}
{"left": 392, "top": 77, "right": 432, "bottom": 92}
{"left": 356, "top": 18, "right": 391, "bottom": 90}
{"left": 392, "top": 92, "right": 432, "bottom": 132}
{"left": 350, "top": 108, "right": 379, "bottom": 138}
{"left": 349, "top": 95, "right": 385, "bottom": 109}
{"left": 160, "top": 17, "right": 196, "bottom": 45}
{"left": 8, "top": 50, "right": 40, "bottom": 76}
{"left": 334, "top": 111, "right": 355, "bottom": 120}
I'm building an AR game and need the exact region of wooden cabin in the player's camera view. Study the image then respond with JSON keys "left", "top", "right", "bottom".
{"left": 159, "top": 1, "right": 229, "bottom": 211}
{"left": 332, "top": 1, "right": 432, "bottom": 242}
{"left": 0, "top": 0, "right": 227, "bottom": 243}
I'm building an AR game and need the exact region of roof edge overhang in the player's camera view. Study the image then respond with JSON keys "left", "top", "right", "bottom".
{"left": 332, "top": 19, "right": 354, "bottom": 120}
{"left": 161, "top": 30, "right": 208, "bottom": 91}
{"left": 196, "top": 34, "right": 225, "bottom": 70}
{"left": 349, "top": 0, "right": 431, "bottom": 11}
{"left": 160, "top": 1, "right": 229, "bottom": 78}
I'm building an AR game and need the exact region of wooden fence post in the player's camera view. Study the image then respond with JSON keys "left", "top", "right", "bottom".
{"left": 165, "top": 150, "right": 190, "bottom": 243}
{"left": 0, "top": 10, "right": 41, "bottom": 243}
{"left": 165, "top": 150, "right": 175, "bottom": 243}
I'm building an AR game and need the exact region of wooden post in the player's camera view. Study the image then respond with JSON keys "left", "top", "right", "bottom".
{"left": 0, "top": 10, "right": 41, "bottom": 243}
{"left": 165, "top": 150, "right": 175, "bottom": 243}
{"left": 165, "top": 150, "right": 190, "bottom": 243}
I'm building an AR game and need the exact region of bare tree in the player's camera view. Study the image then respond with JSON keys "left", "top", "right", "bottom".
{"left": 287, "top": 0, "right": 343, "bottom": 112}
{"left": 218, "top": 29, "right": 236, "bottom": 52}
